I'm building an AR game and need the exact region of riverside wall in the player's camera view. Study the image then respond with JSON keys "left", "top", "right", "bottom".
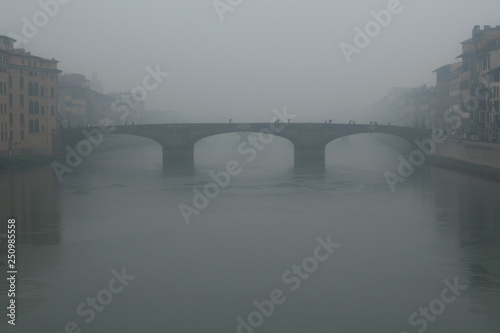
{"left": 430, "top": 139, "right": 500, "bottom": 180}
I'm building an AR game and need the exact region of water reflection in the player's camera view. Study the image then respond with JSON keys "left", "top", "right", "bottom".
{"left": 428, "top": 167, "right": 500, "bottom": 330}
{"left": 0, "top": 166, "right": 60, "bottom": 246}
{"left": 0, "top": 166, "right": 60, "bottom": 319}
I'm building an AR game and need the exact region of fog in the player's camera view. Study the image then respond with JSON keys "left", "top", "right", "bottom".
{"left": 3, "top": 3, "right": 500, "bottom": 332}
{"left": 2, "top": 0, "right": 500, "bottom": 122}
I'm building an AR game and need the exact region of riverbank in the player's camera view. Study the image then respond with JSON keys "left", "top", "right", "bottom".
{"left": 430, "top": 139, "right": 500, "bottom": 182}
{"left": 428, "top": 155, "right": 500, "bottom": 182}
{"left": 0, "top": 155, "right": 54, "bottom": 173}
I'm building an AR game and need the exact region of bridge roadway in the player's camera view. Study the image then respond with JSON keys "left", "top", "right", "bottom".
{"left": 54, "top": 123, "right": 430, "bottom": 167}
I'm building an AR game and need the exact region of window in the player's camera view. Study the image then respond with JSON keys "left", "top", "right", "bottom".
{"left": 50, "top": 87, "right": 54, "bottom": 97}
{"left": 20, "top": 113, "right": 25, "bottom": 128}
{"left": 35, "top": 120, "right": 39, "bottom": 133}
{"left": 19, "top": 77, "right": 24, "bottom": 90}
{"left": 35, "top": 101, "right": 39, "bottom": 114}
{"left": 41, "top": 105, "right": 45, "bottom": 115}
{"left": 9, "top": 113, "right": 13, "bottom": 126}
{"left": 29, "top": 101, "right": 33, "bottom": 114}
{"left": 20, "top": 95, "right": 24, "bottom": 108}
{"left": 34, "top": 82, "right": 38, "bottom": 96}
{"left": 493, "top": 71, "right": 500, "bottom": 83}
{"left": 29, "top": 119, "right": 34, "bottom": 133}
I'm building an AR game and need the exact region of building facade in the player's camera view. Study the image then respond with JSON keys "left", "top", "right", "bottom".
{"left": 0, "top": 35, "right": 60, "bottom": 156}
{"left": 457, "top": 25, "right": 500, "bottom": 142}
{"left": 370, "top": 86, "right": 435, "bottom": 128}
{"left": 58, "top": 73, "right": 91, "bottom": 127}
{"left": 58, "top": 73, "right": 119, "bottom": 128}
{"left": 432, "top": 63, "right": 462, "bottom": 130}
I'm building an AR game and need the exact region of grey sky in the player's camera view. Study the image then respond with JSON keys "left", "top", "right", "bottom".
{"left": 2, "top": 0, "right": 500, "bottom": 122}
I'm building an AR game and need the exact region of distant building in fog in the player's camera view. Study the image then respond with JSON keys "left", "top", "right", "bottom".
{"left": 89, "top": 71, "right": 103, "bottom": 94}
{"left": 370, "top": 86, "right": 435, "bottom": 128}
{"left": 107, "top": 92, "right": 144, "bottom": 125}
{"left": 0, "top": 35, "right": 60, "bottom": 156}
{"left": 58, "top": 73, "right": 114, "bottom": 128}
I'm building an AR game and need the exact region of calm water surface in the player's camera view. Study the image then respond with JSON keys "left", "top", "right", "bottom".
{"left": 1, "top": 134, "right": 500, "bottom": 333}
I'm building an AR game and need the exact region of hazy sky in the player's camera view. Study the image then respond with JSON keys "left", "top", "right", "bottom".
{"left": 2, "top": 0, "right": 500, "bottom": 122}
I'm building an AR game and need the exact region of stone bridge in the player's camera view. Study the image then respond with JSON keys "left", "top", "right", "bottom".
{"left": 53, "top": 123, "right": 430, "bottom": 167}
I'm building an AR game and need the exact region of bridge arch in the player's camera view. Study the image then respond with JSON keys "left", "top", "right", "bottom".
{"left": 325, "top": 132, "right": 414, "bottom": 166}
{"left": 320, "top": 125, "right": 426, "bottom": 148}
{"left": 188, "top": 125, "right": 297, "bottom": 147}
{"left": 324, "top": 132, "right": 416, "bottom": 149}
{"left": 193, "top": 131, "right": 295, "bottom": 166}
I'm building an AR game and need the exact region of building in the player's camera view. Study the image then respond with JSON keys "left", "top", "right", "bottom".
{"left": 107, "top": 92, "right": 144, "bottom": 125}
{"left": 372, "top": 25, "right": 500, "bottom": 142}
{"left": 432, "top": 63, "right": 462, "bottom": 130}
{"left": 58, "top": 73, "right": 115, "bottom": 128}
{"left": 0, "top": 35, "right": 60, "bottom": 156}
{"left": 456, "top": 25, "right": 500, "bottom": 142}
{"left": 370, "top": 86, "right": 435, "bottom": 128}
{"left": 58, "top": 73, "right": 89, "bottom": 127}
{"left": 89, "top": 71, "right": 103, "bottom": 94}
{"left": 370, "top": 87, "right": 414, "bottom": 126}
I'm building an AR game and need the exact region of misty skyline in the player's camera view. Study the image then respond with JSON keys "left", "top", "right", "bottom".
{"left": 2, "top": 0, "right": 500, "bottom": 122}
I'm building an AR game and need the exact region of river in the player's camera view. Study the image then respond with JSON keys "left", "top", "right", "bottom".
{"left": 1, "top": 133, "right": 499, "bottom": 333}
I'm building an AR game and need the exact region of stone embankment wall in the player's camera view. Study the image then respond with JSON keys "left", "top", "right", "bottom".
{"left": 433, "top": 140, "right": 500, "bottom": 170}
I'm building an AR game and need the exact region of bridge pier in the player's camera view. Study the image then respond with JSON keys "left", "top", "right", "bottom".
{"left": 294, "top": 144, "right": 326, "bottom": 167}
{"left": 162, "top": 145, "right": 194, "bottom": 167}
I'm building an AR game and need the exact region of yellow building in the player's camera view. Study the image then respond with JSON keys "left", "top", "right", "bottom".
{"left": 0, "top": 35, "right": 60, "bottom": 156}
{"left": 58, "top": 73, "right": 116, "bottom": 128}
{"left": 58, "top": 73, "right": 90, "bottom": 127}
